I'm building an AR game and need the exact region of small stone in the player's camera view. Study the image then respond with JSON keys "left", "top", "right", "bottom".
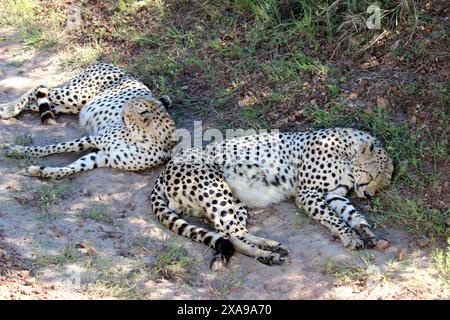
{"left": 293, "top": 110, "right": 304, "bottom": 121}
{"left": 396, "top": 248, "right": 407, "bottom": 261}
{"left": 24, "top": 279, "right": 35, "bottom": 286}
{"left": 86, "top": 247, "right": 98, "bottom": 255}
{"left": 417, "top": 238, "right": 430, "bottom": 248}
{"left": 309, "top": 99, "right": 318, "bottom": 107}
{"left": 106, "top": 232, "right": 123, "bottom": 239}
{"left": 0, "top": 248, "right": 6, "bottom": 258}
{"left": 273, "top": 119, "right": 285, "bottom": 129}
{"left": 375, "top": 238, "right": 390, "bottom": 251}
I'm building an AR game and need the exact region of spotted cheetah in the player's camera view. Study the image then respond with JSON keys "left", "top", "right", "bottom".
{"left": 150, "top": 128, "right": 393, "bottom": 269}
{"left": 1, "top": 63, "right": 175, "bottom": 179}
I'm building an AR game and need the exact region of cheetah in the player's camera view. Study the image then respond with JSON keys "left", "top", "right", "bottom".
{"left": 1, "top": 63, "right": 176, "bottom": 179}
{"left": 150, "top": 128, "right": 393, "bottom": 270}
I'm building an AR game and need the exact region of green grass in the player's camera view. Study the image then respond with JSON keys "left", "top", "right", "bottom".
{"left": 432, "top": 239, "right": 450, "bottom": 279}
{"left": 87, "top": 277, "right": 143, "bottom": 299}
{"left": 126, "top": 236, "right": 154, "bottom": 256}
{"left": 210, "top": 268, "right": 244, "bottom": 299}
{"left": 59, "top": 43, "right": 102, "bottom": 69}
{"left": 327, "top": 83, "right": 340, "bottom": 97}
{"left": 0, "top": 0, "right": 37, "bottom": 26}
{"left": 305, "top": 102, "right": 353, "bottom": 128}
{"left": 0, "top": 0, "right": 66, "bottom": 49}
{"left": 151, "top": 236, "right": 195, "bottom": 282}
{"left": 322, "top": 257, "right": 366, "bottom": 286}
{"left": 84, "top": 257, "right": 152, "bottom": 299}
{"left": 261, "top": 51, "right": 327, "bottom": 85}
{"left": 239, "top": 103, "right": 270, "bottom": 130}
{"left": 31, "top": 246, "right": 78, "bottom": 267}
{"left": 5, "top": 58, "right": 27, "bottom": 67}
{"left": 34, "top": 183, "right": 67, "bottom": 217}
{"left": 13, "top": 133, "right": 33, "bottom": 146}
{"left": 371, "top": 189, "right": 449, "bottom": 239}
{"left": 76, "top": 203, "right": 113, "bottom": 225}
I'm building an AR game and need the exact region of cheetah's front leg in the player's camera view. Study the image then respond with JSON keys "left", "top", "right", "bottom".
{"left": 233, "top": 200, "right": 289, "bottom": 256}
{"left": 295, "top": 189, "right": 364, "bottom": 250}
{"left": 5, "top": 136, "right": 96, "bottom": 158}
{"left": 325, "top": 193, "right": 377, "bottom": 248}
{"left": 21, "top": 151, "right": 107, "bottom": 179}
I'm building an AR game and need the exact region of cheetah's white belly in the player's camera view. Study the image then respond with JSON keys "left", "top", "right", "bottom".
{"left": 225, "top": 174, "right": 292, "bottom": 208}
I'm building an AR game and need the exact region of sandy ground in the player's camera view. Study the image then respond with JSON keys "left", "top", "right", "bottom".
{"left": 0, "top": 27, "right": 448, "bottom": 300}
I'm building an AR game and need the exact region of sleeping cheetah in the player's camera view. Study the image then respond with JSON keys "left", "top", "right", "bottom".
{"left": 150, "top": 128, "right": 393, "bottom": 269}
{"left": 0, "top": 63, "right": 176, "bottom": 179}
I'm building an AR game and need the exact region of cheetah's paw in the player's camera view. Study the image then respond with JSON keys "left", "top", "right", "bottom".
{"left": 341, "top": 232, "right": 364, "bottom": 250}
{"left": 19, "top": 165, "right": 44, "bottom": 177}
{"left": 257, "top": 253, "right": 287, "bottom": 266}
{"left": 355, "top": 223, "right": 378, "bottom": 249}
{"left": 271, "top": 245, "right": 290, "bottom": 257}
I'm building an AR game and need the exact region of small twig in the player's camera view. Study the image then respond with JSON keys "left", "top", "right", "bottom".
{"left": 358, "top": 30, "right": 389, "bottom": 55}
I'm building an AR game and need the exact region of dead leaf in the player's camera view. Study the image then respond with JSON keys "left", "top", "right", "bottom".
{"left": 396, "top": 249, "right": 407, "bottom": 261}
{"left": 363, "top": 107, "right": 374, "bottom": 114}
{"left": 349, "top": 92, "right": 358, "bottom": 100}
{"left": 376, "top": 96, "right": 389, "bottom": 108}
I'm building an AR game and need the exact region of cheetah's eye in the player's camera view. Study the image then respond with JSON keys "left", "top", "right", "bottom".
{"left": 140, "top": 110, "right": 150, "bottom": 115}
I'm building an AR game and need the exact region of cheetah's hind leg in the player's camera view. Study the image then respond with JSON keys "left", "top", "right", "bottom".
{"left": 0, "top": 87, "right": 40, "bottom": 119}
{"left": 0, "top": 85, "right": 59, "bottom": 124}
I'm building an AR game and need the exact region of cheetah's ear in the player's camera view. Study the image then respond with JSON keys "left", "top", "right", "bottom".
{"left": 158, "top": 95, "right": 172, "bottom": 108}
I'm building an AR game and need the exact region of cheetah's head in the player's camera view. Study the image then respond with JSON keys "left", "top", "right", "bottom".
{"left": 351, "top": 140, "right": 393, "bottom": 198}
{"left": 123, "top": 95, "right": 172, "bottom": 128}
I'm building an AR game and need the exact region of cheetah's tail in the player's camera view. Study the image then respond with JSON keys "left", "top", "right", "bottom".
{"left": 150, "top": 175, "right": 235, "bottom": 270}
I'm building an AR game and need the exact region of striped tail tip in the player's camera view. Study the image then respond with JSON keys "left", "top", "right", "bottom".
{"left": 209, "top": 238, "right": 234, "bottom": 271}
